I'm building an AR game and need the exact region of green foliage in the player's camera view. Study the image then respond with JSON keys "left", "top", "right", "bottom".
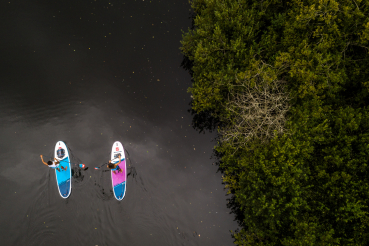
{"left": 222, "top": 104, "right": 369, "bottom": 245}
{"left": 181, "top": 0, "right": 369, "bottom": 244}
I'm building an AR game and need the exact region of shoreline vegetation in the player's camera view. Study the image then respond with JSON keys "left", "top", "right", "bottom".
{"left": 181, "top": 0, "right": 369, "bottom": 244}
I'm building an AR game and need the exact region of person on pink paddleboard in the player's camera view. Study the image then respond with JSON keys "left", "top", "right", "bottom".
{"left": 107, "top": 154, "right": 122, "bottom": 174}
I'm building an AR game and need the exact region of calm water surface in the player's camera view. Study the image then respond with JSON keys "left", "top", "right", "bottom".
{"left": 0, "top": 0, "right": 238, "bottom": 245}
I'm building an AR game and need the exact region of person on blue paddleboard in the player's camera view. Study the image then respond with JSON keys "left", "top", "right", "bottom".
{"left": 107, "top": 154, "right": 122, "bottom": 174}
{"left": 40, "top": 155, "right": 68, "bottom": 172}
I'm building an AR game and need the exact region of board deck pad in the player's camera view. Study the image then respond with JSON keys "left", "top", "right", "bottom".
{"left": 111, "top": 141, "right": 126, "bottom": 200}
{"left": 54, "top": 141, "right": 72, "bottom": 198}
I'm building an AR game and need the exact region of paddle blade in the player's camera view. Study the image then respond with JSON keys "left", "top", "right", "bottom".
{"left": 79, "top": 164, "right": 86, "bottom": 168}
{"left": 94, "top": 167, "right": 99, "bottom": 170}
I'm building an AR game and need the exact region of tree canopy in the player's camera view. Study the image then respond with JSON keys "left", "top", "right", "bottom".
{"left": 181, "top": 0, "right": 369, "bottom": 244}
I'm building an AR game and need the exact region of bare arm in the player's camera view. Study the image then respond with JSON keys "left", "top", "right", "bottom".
{"left": 40, "top": 155, "right": 48, "bottom": 166}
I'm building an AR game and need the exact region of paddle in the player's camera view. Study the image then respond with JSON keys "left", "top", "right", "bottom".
{"left": 95, "top": 158, "right": 125, "bottom": 170}
{"left": 42, "top": 155, "right": 86, "bottom": 167}
{"left": 94, "top": 163, "right": 107, "bottom": 170}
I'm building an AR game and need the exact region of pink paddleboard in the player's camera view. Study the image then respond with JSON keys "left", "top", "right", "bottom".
{"left": 111, "top": 141, "right": 126, "bottom": 200}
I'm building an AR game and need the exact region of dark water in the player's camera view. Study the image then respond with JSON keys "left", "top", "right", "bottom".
{"left": 0, "top": 0, "right": 238, "bottom": 245}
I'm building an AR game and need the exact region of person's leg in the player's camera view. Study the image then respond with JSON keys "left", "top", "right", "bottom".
{"left": 56, "top": 168, "right": 60, "bottom": 172}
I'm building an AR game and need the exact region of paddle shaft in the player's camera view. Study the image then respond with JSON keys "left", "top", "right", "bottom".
{"left": 95, "top": 163, "right": 107, "bottom": 169}
{"left": 95, "top": 158, "right": 125, "bottom": 169}
{"left": 42, "top": 155, "right": 82, "bottom": 166}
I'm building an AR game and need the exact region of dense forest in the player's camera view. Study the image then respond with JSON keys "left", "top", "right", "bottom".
{"left": 181, "top": 0, "right": 369, "bottom": 244}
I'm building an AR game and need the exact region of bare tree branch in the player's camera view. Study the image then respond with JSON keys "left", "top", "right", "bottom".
{"left": 220, "top": 61, "right": 290, "bottom": 146}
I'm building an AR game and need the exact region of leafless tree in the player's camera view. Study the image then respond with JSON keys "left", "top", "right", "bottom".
{"left": 220, "top": 61, "right": 290, "bottom": 147}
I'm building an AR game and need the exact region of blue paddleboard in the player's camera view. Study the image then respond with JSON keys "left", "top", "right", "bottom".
{"left": 54, "top": 141, "right": 72, "bottom": 198}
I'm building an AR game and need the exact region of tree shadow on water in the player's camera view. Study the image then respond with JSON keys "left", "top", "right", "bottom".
{"left": 188, "top": 101, "right": 220, "bottom": 134}
{"left": 213, "top": 146, "right": 246, "bottom": 229}
{"left": 181, "top": 60, "right": 245, "bottom": 233}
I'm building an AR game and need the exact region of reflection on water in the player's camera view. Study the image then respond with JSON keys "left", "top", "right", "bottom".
{"left": 0, "top": 0, "right": 239, "bottom": 244}
{"left": 94, "top": 173, "right": 115, "bottom": 201}
{"left": 127, "top": 166, "right": 137, "bottom": 178}
{"left": 72, "top": 166, "right": 85, "bottom": 182}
